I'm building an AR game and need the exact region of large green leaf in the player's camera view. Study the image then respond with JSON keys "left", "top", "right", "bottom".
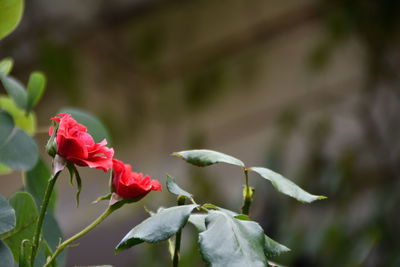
{"left": 199, "top": 210, "right": 267, "bottom": 267}
{"left": 0, "top": 96, "right": 36, "bottom": 135}
{"left": 2, "top": 192, "right": 38, "bottom": 261}
{"left": 0, "top": 0, "right": 24, "bottom": 40}
{"left": 166, "top": 174, "right": 193, "bottom": 198}
{"left": 190, "top": 207, "right": 290, "bottom": 259}
{"left": 0, "top": 195, "right": 15, "bottom": 235}
{"left": 24, "top": 159, "right": 56, "bottom": 212}
{"left": 116, "top": 204, "right": 198, "bottom": 252}
{"left": 33, "top": 243, "right": 50, "bottom": 267}
{"left": 0, "top": 240, "right": 14, "bottom": 267}
{"left": 188, "top": 213, "right": 207, "bottom": 232}
{"left": 0, "top": 110, "right": 38, "bottom": 170}
{"left": 0, "top": 74, "right": 27, "bottom": 110}
{"left": 172, "top": 149, "right": 245, "bottom": 167}
{"left": 26, "top": 72, "right": 46, "bottom": 113}
{"left": 59, "top": 107, "right": 112, "bottom": 144}
{"left": 250, "top": 167, "right": 327, "bottom": 203}
{"left": 0, "top": 58, "right": 14, "bottom": 75}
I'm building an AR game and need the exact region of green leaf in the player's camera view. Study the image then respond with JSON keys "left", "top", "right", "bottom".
{"left": 0, "top": 240, "right": 14, "bottom": 267}
{"left": 24, "top": 159, "right": 56, "bottom": 213}
{"left": 0, "top": 110, "right": 38, "bottom": 171}
{"left": 199, "top": 210, "right": 267, "bottom": 267}
{"left": 0, "top": 58, "right": 14, "bottom": 75}
{"left": 2, "top": 192, "right": 38, "bottom": 261}
{"left": 0, "top": 163, "right": 12, "bottom": 175}
{"left": 45, "top": 121, "right": 57, "bottom": 158}
{"left": 202, "top": 203, "right": 219, "bottom": 210}
{"left": 188, "top": 213, "right": 207, "bottom": 232}
{"left": 42, "top": 214, "right": 63, "bottom": 252}
{"left": 66, "top": 162, "right": 75, "bottom": 186}
{"left": 0, "top": 0, "right": 24, "bottom": 40}
{"left": 172, "top": 149, "right": 245, "bottom": 167}
{"left": 0, "top": 96, "right": 36, "bottom": 135}
{"left": 116, "top": 204, "right": 198, "bottom": 252}
{"left": 73, "top": 165, "right": 82, "bottom": 207}
{"left": 42, "top": 213, "right": 65, "bottom": 267}
{"left": 0, "top": 195, "right": 16, "bottom": 235}
{"left": 59, "top": 107, "right": 112, "bottom": 144}
{"left": 109, "top": 193, "right": 148, "bottom": 208}
{"left": 250, "top": 167, "right": 327, "bottom": 203}
{"left": 190, "top": 207, "right": 290, "bottom": 259}
{"left": 26, "top": 72, "right": 46, "bottom": 112}
{"left": 166, "top": 174, "right": 193, "bottom": 198}
{"left": 0, "top": 74, "right": 27, "bottom": 110}
{"left": 264, "top": 234, "right": 290, "bottom": 257}
{"left": 33, "top": 241, "right": 51, "bottom": 267}
{"left": 234, "top": 214, "right": 251, "bottom": 221}
{"left": 92, "top": 193, "right": 112, "bottom": 204}
{"left": 188, "top": 205, "right": 237, "bottom": 233}
{"left": 204, "top": 205, "right": 250, "bottom": 218}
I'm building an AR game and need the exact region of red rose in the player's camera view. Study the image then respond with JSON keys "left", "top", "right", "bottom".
{"left": 112, "top": 159, "right": 162, "bottom": 199}
{"left": 49, "top": 113, "right": 114, "bottom": 172}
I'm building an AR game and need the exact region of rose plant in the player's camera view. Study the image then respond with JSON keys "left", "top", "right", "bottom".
{"left": 0, "top": 2, "right": 327, "bottom": 266}
{"left": 0, "top": 94, "right": 164, "bottom": 266}
{"left": 0, "top": 68, "right": 327, "bottom": 266}
{"left": 39, "top": 114, "right": 164, "bottom": 267}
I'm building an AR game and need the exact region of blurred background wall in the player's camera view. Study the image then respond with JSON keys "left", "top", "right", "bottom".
{"left": 1, "top": 0, "right": 400, "bottom": 266}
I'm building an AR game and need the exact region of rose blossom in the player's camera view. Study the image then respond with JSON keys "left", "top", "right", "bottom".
{"left": 112, "top": 158, "right": 162, "bottom": 199}
{"left": 49, "top": 113, "right": 114, "bottom": 172}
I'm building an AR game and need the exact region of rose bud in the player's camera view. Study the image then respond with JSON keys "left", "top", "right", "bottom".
{"left": 112, "top": 159, "right": 162, "bottom": 199}
{"left": 49, "top": 113, "right": 114, "bottom": 172}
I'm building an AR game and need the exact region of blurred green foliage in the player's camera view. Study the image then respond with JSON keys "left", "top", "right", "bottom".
{"left": 38, "top": 40, "right": 80, "bottom": 104}
{"left": 0, "top": 0, "right": 23, "bottom": 40}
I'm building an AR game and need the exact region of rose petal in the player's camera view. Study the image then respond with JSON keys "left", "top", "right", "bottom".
{"left": 49, "top": 113, "right": 114, "bottom": 172}
{"left": 111, "top": 159, "right": 161, "bottom": 199}
{"left": 57, "top": 136, "right": 89, "bottom": 160}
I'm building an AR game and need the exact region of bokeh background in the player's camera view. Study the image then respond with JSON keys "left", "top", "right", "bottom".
{"left": 1, "top": 0, "right": 400, "bottom": 266}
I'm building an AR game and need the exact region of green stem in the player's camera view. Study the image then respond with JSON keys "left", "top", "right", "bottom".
{"left": 172, "top": 229, "right": 182, "bottom": 267}
{"left": 30, "top": 171, "right": 61, "bottom": 266}
{"left": 44, "top": 205, "right": 116, "bottom": 267}
{"left": 173, "top": 196, "right": 186, "bottom": 267}
{"left": 241, "top": 169, "right": 253, "bottom": 215}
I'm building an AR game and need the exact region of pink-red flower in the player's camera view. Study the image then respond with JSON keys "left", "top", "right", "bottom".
{"left": 112, "top": 159, "right": 162, "bottom": 199}
{"left": 49, "top": 113, "right": 114, "bottom": 172}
